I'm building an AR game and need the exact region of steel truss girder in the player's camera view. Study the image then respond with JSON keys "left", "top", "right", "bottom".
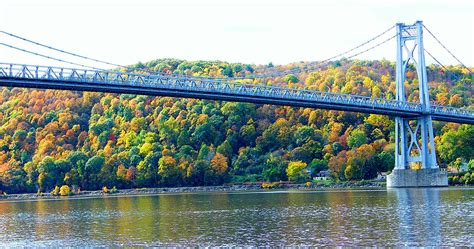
{"left": 0, "top": 62, "right": 472, "bottom": 124}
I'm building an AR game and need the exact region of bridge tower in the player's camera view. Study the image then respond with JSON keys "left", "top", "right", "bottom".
{"left": 387, "top": 21, "right": 448, "bottom": 187}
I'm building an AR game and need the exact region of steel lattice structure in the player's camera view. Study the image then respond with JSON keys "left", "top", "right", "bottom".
{"left": 0, "top": 62, "right": 473, "bottom": 124}
{"left": 394, "top": 21, "right": 439, "bottom": 169}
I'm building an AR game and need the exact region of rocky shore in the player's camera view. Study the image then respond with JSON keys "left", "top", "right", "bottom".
{"left": 0, "top": 181, "right": 386, "bottom": 201}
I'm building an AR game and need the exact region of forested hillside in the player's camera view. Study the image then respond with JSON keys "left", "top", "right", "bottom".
{"left": 0, "top": 59, "right": 472, "bottom": 193}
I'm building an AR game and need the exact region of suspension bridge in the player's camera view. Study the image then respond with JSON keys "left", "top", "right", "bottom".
{"left": 0, "top": 21, "right": 472, "bottom": 187}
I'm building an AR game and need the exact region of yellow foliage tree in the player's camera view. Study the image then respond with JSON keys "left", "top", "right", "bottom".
{"left": 139, "top": 142, "right": 153, "bottom": 156}
{"left": 158, "top": 156, "right": 177, "bottom": 176}
{"left": 210, "top": 153, "right": 228, "bottom": 175}
{"left": 116, "top": 165, "right": 127, "bottom": 179}
{"left": 286, "top": 161, "right": 309, "bottom": 182}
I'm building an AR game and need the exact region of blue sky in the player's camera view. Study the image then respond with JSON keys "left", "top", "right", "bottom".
{"left": 1, "top": 0, "right": 473, "bottom": 68}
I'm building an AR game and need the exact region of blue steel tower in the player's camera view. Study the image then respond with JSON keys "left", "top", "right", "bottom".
{"left": 388, "top": 21, "right": 447, "bottom": 187}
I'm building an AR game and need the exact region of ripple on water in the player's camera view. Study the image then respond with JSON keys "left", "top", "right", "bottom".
{"left": 0, "top": 188, "right": 473, "bottom": 247}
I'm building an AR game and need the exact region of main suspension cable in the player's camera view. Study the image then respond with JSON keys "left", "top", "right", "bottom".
{"left": 0, "top": 30, "right": 207, "bottom": 79}
{"left": 423, "top": 25, "right": 472, "bottom": 73}
{"left": 250, "top": 25, "right": 396, "bottom": 78}
{"left": 347, "top": 34, "right": 396, "bottom": 59}
{"left": 303, "top": 25, "right": 395, "bottom": 69}
{"left": 425, "top": 48, "right": 471, "bottom": 83}
{"left": 424, "top": 48, "right": 449, "bottom": 71}
{"left": 0, "top": 30, "right": 126, "bottom": 70}
{"left": 0, "top": 42, "right": 105, "bottom": 70}
{"left": 1, "top": 25, "right": 396, "bottom": 79}
{"left": 289, "top": 32, "right": 396, "bottom": 78}
{"left": 0, "top": 30, "right": 260, "bottom": 80}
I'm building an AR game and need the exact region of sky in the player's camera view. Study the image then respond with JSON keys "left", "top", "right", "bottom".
{"left": 0, "top": 0, "right": 473, "bottom": 69}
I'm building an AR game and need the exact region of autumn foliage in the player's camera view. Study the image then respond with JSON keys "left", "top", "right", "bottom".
{"left": 0, "top": 59, "right": 472, "bottom": 193}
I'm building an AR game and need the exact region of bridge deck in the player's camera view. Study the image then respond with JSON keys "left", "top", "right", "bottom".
{"left": 1, "top": 63, "right": 473, "bottom": 124}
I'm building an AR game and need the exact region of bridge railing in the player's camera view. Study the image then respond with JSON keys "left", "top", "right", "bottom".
{"left": 431, "top": 105, "right": 473, "bottom": 116}
{"left": 1, "top": 63, "right": 473, "bottom": 120}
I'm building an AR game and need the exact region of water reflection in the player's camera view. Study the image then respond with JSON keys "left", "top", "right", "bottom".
{"left": 0, "top": 189, "right": 472, "bottom": 246}
{"left": 392, "top": 188, "right": 442, "bottom": 246}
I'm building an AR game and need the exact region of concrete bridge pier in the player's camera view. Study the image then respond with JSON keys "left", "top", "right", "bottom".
{"left": 387, "top": 169, "right": 448, "bottom": 188}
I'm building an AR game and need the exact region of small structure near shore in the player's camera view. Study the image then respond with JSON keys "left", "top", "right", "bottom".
{"left": 376, "top": 172, "right": 388, "bottom": 181}
{"left": 313, "top": 170, "right": 331, "bottom": 181}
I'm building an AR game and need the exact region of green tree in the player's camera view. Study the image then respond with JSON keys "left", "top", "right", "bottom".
{"left": 294, "top": 126, "right": 315, "bottom": 146}
{"left": 193, "top": 123, "right": 214, "bottom": 145}
{"left": 216, "top": 140, "right": 233, "bottom": 160}
{"left": 83, "top": 156, "right": 105, "bottom": 189}
{"left": 309, "top": 159, "right": 328, "bottom": 177}
{"left": 285, "top": 74, "right": 299, "bottom": 83}
{"left": 68, "top": 151, "right": 88, "bottom": 178}
{"left": 221, "top": 102, "right": 256, "bottom": 127}
{"left": 262, "top": 155, "right": 287, "bottom": 182}
{"left": 187, "top": 160, "right": 209, "bottom": 186}
{"left": 158, "top": 156, "right": 179, "bottom": 186}
{"left": 347, "top": 128, "right": 368, "bottom": 149}
{"left": 377, "top": 150, "right": 395, "bottom": 173}
{"left": 438, "top": 124, "right": 474, "bottom": 163}
{"left": 177, "top": 130, "right": 191, "bottom": 146}
{"left": 37, "top": 156, "right": 63, "bottom": 190}
{"left": 239, "top": 121, "right": 257, "bottom": 146}
{"left": 197, "top": 144, "right": 211, "bottom": 161}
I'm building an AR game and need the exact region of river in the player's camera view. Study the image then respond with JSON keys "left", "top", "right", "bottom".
{"left": 0, "top": 188, "right": 472, "bottom": 246}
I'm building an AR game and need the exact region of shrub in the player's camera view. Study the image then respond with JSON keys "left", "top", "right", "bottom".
{"left": 51, "top": 186, "right": 60, "bottom": 196}
{"left": 463, "top": 173, "right": 471, "bottom": 185}
{"left": 261, "top": 182, "right": 281, "bottom": 189}
{"left": 465, "top": 173, "right": 473, "bottom": 185}
{"left": 452, "top": 175, "right": 459, "bottom": 184}
{"left": 232, "top": 174, "right": 261, "bottom": 183}
{"left": 59, "top": 185, "right": 71, "bottom": 196}
{"left": 110, "top": 186, "right": 117, "bottom": 194}
{"left": 449, "top": 173, "right": 473, "bottom": 185}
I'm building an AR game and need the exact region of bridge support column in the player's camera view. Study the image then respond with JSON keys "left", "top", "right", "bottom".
{"left": 389, "top": 115, "right": 447, "bottom": 187}
{"left": 387, "top": 21, "right": 447, "bottom": 188}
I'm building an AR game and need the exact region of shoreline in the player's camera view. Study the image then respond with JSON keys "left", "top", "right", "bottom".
{"left": 0, "top": 182, "right": 385, "bottom": 201}
{"left": 1, "top": 182, "right": 472, "bottom": 202}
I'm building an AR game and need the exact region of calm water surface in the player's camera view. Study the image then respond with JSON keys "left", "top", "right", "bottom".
{"left": 0, "top": 188, "right": 472, "bottom": 246}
